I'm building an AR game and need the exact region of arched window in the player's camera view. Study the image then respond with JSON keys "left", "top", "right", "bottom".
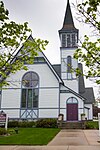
{"left": 67, "top": 56, "right": 72, "bottom": 79}
{"left": 21, "top": 72, "right": 39, "bottom": 109}
{"left": 67, "top": 97, "right": 78, "bottom": 104}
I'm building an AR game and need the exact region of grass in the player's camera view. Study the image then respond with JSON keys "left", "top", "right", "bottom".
{"left": 0, "top": 128, "right": 60, "bottom": 145}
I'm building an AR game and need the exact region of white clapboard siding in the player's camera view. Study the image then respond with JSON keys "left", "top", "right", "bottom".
{"left": 27, "top": 64, "right": 59, "bottom": 87}
{"left": 39, "top": 109, "right": 58, "bottom": 118}
{"left": 39, "top": 88, "right": 59, "bottom": 108}
{"left": 61, "top": 48, "right": 76, "bottom": 58}
{"left": 1, "top": 89, "right": 21, "bottom": 108}
{"left": 85, "top": 104, "right": 93, "bottom": 120}
{"left": 2, "top": 109, "right": 20, "bottom": 118}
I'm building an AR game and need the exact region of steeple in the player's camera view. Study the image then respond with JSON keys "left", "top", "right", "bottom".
{"left": 59, "top": 0, "right": 79, "bottom": 92}
{"left": 59, "top": 0, "right": 79, "bottom": 48}
{"left": 63, "top": 0, "right": 75, "bottom": 29}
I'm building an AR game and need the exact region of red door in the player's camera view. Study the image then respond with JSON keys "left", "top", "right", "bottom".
{"left": 67, "top": 104, "right": 78, "bottom": 121}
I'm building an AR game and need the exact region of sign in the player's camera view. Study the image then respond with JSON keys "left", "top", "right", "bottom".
{"left": 98, "top": 113, "right": 100, "bottom": 136}
{"left": 0, "top": 113, "right": 6, "bottom": 122}
{"left": 0, "top": 111, "right": 8, "bottom": 130}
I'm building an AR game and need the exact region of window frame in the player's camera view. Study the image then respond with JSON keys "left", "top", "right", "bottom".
{"left": 21, "top": 72, "right": 39, "bottom": 109}
{"left": 67, "top": 97, "right": 78, "bottom": 104}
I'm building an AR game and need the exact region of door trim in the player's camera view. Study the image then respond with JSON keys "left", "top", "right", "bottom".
{"left": 66, "top": 97, "right": 78, "bottom": 121}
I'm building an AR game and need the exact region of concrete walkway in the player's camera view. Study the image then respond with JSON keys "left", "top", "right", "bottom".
{"left": 0, "top": 130, "right": 100, "bottom": 150}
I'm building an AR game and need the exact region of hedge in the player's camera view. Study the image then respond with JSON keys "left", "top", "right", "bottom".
{"left": 8, "top": 121, "right": 36, "bottom": 128}
{"left": 8, "top": 119, "right": 58, "bottom": 128}
{"left": 36, "top": 119, "right": 57, "bottom": 128}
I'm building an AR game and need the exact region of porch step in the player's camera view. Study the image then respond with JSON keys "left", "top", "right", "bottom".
{"left": 58, "top": 121, "right": 85, "bottom": 129}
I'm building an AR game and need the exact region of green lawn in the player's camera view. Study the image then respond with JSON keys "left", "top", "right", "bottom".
{"left": 0, "top": 128, "right": 60, "bottom": 145}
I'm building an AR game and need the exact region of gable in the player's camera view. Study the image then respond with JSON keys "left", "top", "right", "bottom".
{"left": 60, "top": 84, "right": 85, "bottom": 101}
{"left": 34, "top": 51, "right": 63, "bottom": 83}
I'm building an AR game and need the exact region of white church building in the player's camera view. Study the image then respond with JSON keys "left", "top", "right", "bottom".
{"left": 0, "top": 0, "right": 94, "bottom": 121}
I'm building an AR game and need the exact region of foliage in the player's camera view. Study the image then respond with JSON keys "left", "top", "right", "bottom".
{"left": 8, "top": 121, "right": 18, "bottom": 128}
{"left": 18, "top": 121, "right": 36, "bottom": 128}
{"left": 8, "top": 129, "right": 15, "bottom": 135}
{"left": 8, "top": 120, "right": 36, "bottom": 128}
{"left": 74, "top": 0, "right": 100, "bottom": 84}
{"left": 85, "top": 121, "right": 99, "bottom": 129}
{"left": 0, "top": 128, "right": 60, "bottom": 145}
{"left": 36, "top": 118, "right": 58, "bottom": 128}
{"left": 8, "top": 119, "right": 58, "bottom": 128}
{"left": 0, "top": 128, "right": 8, "bottom": 135}
{"left": 0, "top": 1, "right": 48, "bottom": 87}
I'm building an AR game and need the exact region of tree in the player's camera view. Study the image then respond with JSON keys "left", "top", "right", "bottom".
{"left": 0, "top": 1, "right": 48, "bottom": 87}
{"left": 74, "top": 0, "right": 100, "bottom": 84}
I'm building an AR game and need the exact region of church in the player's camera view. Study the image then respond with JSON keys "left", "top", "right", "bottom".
{"left": 0, "top": 0, "right": 94, "bottom": 121}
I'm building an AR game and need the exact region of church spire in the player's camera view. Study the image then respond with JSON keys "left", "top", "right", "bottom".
{"left": 63, "top": 0, "right": 75, "bottom": 29}
{"left": 59, "top": 0, "right": 79, "bottom": 48}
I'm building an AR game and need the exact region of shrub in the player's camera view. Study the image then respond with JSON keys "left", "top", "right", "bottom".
{"left": 0, "top": 128, "right": 8, "bottom": 135}
{"left": 18, "top": 121, "right": 35, "bottom": 128}
{"left": 8, "top": 119, "right": 57, "bottom": 128}
{"left": 8, "top": 129, "right": 15, "bottom": 135}
{"left": 36, "top": 118, "right": 58, "bottom": 128}
{"left": 85, "top": 121, "right": 99, "bottom": 129}
{"left": 8, "top": 120, "right": 36, "bottom": 128}
{"left": 8, "top": 121, "right": 18, "bottom": 128}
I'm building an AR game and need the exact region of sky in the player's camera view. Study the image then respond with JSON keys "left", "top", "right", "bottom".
{"left": 2, "top": 0, "right": 100, "bottom": 98}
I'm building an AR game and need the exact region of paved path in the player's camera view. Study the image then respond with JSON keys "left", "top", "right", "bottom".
{"left": 0, "top": 130, "right": 100, "bottom": 150}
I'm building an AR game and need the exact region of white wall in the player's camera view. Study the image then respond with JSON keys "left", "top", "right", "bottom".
{"left": 3, "top": 109, "right": 20, "bottom": 118}
{"left": 5, "top": 63, "right": 59, "bottom": 88}
{"left": 27, "top": 64, "right": 59, "bottom": 88}
{"left": 84, "top": 108, "right": 89, "bottom": 120}
{"left": 1, "top": 63, "right": 60, "bottom": 119}
{"left": 60, "top": 47, "right": 79, "bottom": 93}
{"left": 39, "top": 109, "right": 58, "bottom": 118}
{"left": 60, "top": 90, "right": 84, "bottom": 121}
{"left": 61, "top": 48, "right": 77, "bottom": 58}
{"left": 85, "top": 104, "right": 93, "bottom": 120}
{"left": 39, "top": 88, "right": 59, "bottom": 108}
{"left": 1, "top": 89, "right": 21, "bottom": 108}
{"left": 63, "top": 80, "right": 79, "bottom": 93}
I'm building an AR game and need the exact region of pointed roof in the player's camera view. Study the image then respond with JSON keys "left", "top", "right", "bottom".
{"left": 63, "top": 0, "right": 75, "bottom": 29}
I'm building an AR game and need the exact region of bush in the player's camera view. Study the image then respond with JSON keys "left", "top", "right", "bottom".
{"left": 0, "top": 128, "right": 8, "bottom": 135}
{"left": 18, "top": 121, "right": 35, "bottom": 128}
{"left": 8, "top": 129, "right": 15, "bottom": 135}
{"left": 8, "top": 121, "right": 36, "bottom": 128}
{"left": 85, "top": 121, "right": 99, "bottom": 129}
{"left": 36, "top": 118, "right": 57, "bottom": 128}
{"left": 8, "top": 121, "right": 18, "bottom": 128}
{"left": 8, "top": 119, "right": 58, "bottom": 128}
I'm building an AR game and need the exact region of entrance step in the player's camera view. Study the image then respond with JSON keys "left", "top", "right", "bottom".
{"left": 58, "top": 121, "right": 85, "bottom": 129}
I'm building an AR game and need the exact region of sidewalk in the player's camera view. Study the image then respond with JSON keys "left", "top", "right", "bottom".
{"left": 48, "top": 129, "right": 100, "bottom": 146}
{"left": 0, "top": 130, "right": 100, "bottom": 150}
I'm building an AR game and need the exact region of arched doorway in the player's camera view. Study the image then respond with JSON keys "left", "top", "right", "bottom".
{"left": 67, "top": 97, "right": 78, "bottom": 121}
